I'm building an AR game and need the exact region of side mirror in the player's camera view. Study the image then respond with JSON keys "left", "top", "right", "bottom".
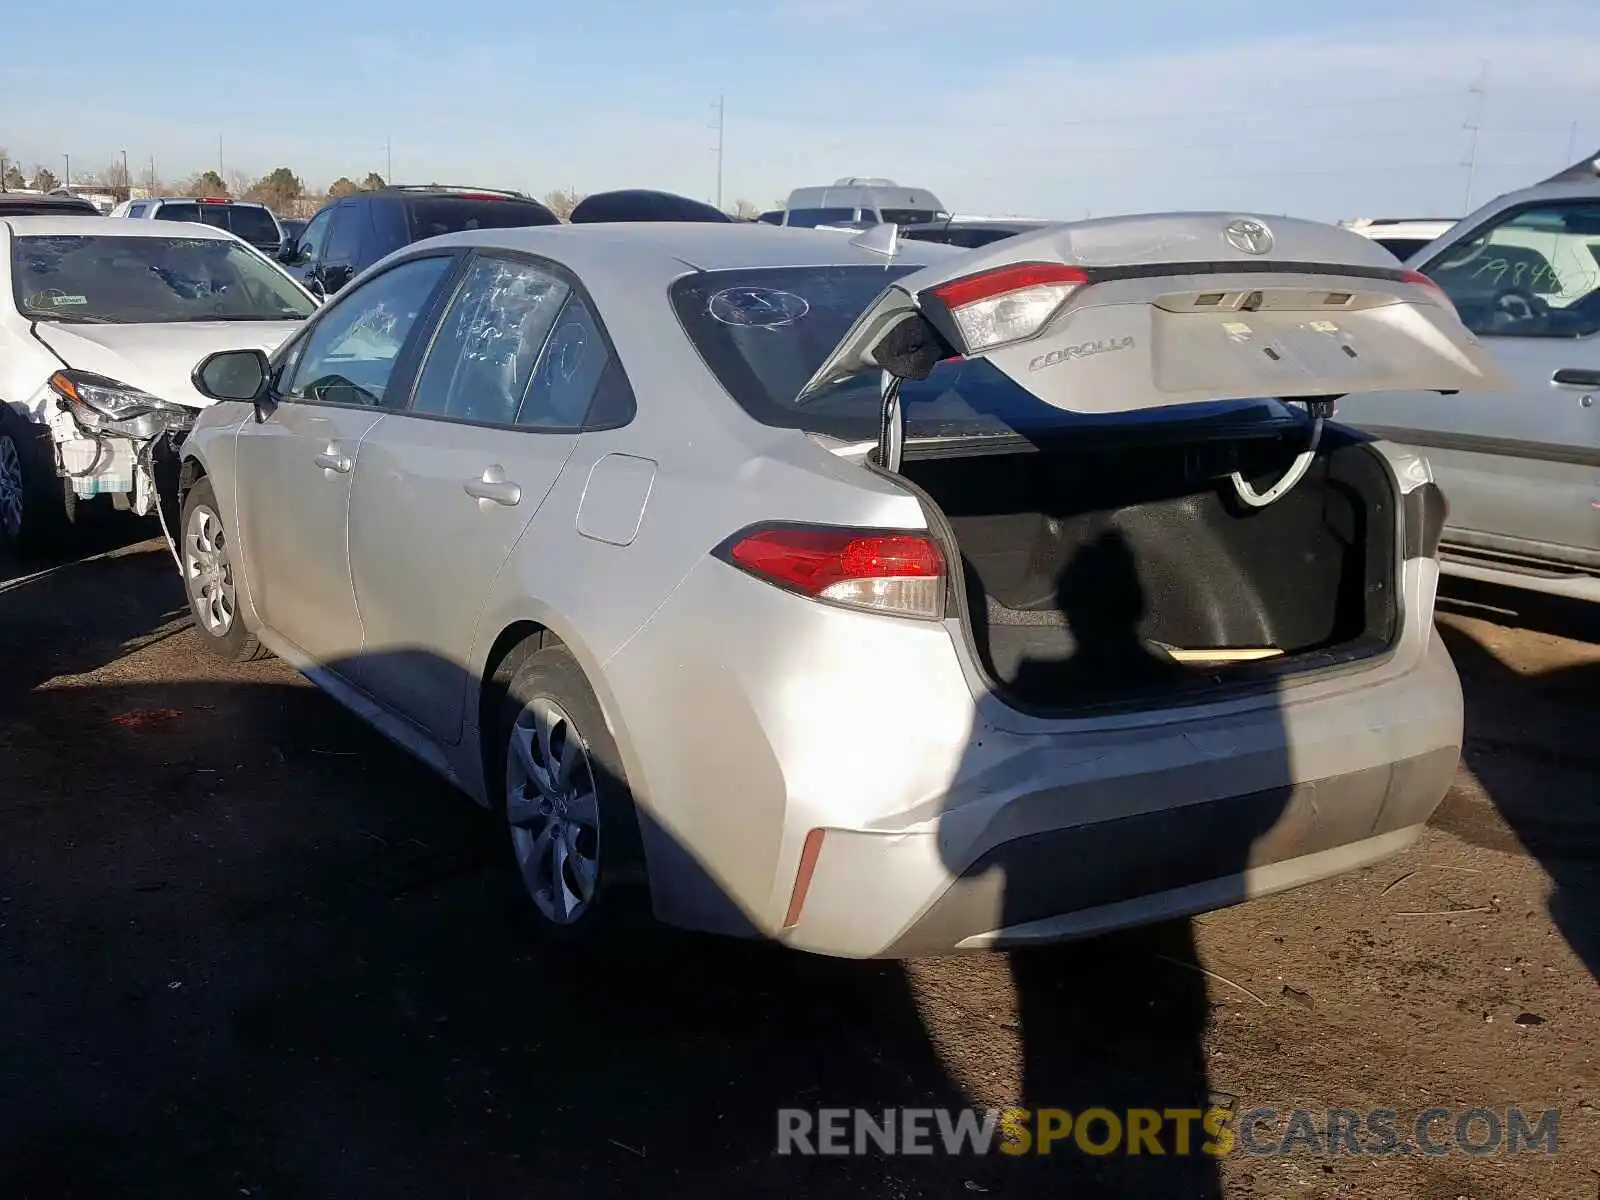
{"left": 193, "top": 349, "right": 274, "bottom": 422}
{"left": 277, "top": 239, "right": 300, "bottom": 265}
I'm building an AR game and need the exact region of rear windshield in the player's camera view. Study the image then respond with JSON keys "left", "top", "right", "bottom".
{"left": 672, "top": 265, "right": 1290, "bottom": 441}
{"left": 405, "top": 196, "right": 559, "bottom": 240}
{"left": 154, "top": 202, "right": 280, "bottom": 246}
{"left": 0, "top": 199, "right": 99, "bottom": 216}
{"left": 879, "top": 208, "right": 944, "bottom": 225}
{"left": 785, "top": 208, "right": 855, "bottom": 228}
{"left": 1371, "top": 237, "right": 1433, "bottom": 261}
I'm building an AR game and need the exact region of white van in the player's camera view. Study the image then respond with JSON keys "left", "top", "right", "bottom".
{"left": 781, "top": 178, "right": 947, "bottom": 228}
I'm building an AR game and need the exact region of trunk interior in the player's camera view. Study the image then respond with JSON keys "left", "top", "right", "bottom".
{"left": 901, "top": 430, "right": 1399, "bottom": 710}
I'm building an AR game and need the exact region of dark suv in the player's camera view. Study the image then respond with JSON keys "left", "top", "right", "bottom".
{"left": 278, "top": 185, "right": 560, "bottom": 297}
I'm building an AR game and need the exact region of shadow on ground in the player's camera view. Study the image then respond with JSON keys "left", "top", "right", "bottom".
{"left": 1433, "top": 577, "right": 1599, "bottom": 978}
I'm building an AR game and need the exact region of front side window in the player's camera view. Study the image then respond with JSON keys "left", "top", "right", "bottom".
{"left": 410, "top": 256, "right": 571, "bottom": 425}
{"left": 324, "top": 205, "right": 364, "bottom": 262}
{"left": 1420, "top": 201, "right": 1600, "bottom": 337}
{"left": 10, "top": 234, "right": 316, "bottom": 324}
{"left": 280, "top": 255, "right": 453, "bottom": 407}
{"left": 297, "top": 210, "right": 332, "bottom": 261}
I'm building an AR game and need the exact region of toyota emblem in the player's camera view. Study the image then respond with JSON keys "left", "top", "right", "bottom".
{"left": 1224, "top": 218, "right": 1274, "bottom": 255}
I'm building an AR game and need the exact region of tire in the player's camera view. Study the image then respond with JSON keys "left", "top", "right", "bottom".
{"left": 496, "top": 644, "right": 651, "bottom": 947}
{"left": 179, "top": 476, "right": 270, "bottom": 662}
{"left": 0, "top": 409, "right": 75, "bottom": 560}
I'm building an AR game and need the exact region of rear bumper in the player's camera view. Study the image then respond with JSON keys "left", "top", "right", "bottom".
{"left": 604, "top": 548, "right": 1461, "bottom": 957}
{"left": 779, "top": 629, "right": 1462, "bottom": 958}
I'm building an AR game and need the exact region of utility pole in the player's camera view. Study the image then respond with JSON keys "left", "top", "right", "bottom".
{"left": 1461, "top": 60, "right": 1488, "bottom": 214}
{"left": 218, "top": 134, "right": 224, "bottom": 179}
{"left": 121, "top": 148, "right": 129, "bottom": 200}
{"left": 710, "top": 93, "right": 725, "bottom": 210}
{"left": 1563, "top": 120, "right": 1579, "bottom": 169}
{"left": 63, "top": 153, "right": 70, "bottom": 190}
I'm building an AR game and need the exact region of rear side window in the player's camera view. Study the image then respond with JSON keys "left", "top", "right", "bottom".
{"left": 227, "top": 205, "right": 280, "bottom": 246}
{"left": 404, "top": 197, "right": 559, "bottom": 241}
{"left": 785, "top": 207, "right": 854, "bottom": 228}
{"left": 410, "top": 257, "right": 571, "bottom": 425}
{"left": 154, "top": 202, "right": 201, "bottom": 223}
{"left": 127, "top": 203, "right": 148, "bottom": 218}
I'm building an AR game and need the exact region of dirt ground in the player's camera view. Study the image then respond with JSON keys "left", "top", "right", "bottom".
{"left": 2, "top": 531, "right": 1596, "bottom": 1199}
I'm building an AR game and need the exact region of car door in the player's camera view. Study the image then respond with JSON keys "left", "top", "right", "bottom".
{"left": 347, "top": 252, "right": 633, "bottom": 742}
{"left": 1336, "top": 197, "right": 1600, "bottom": 562}
{"left": 234, "top": 251, "right": 460, "bottom": 669}
{"left": 288, "top": 208, "right": 333, "bottom": 288}
{"left": 317, "top": 200, "right": 366, "bottom": 296}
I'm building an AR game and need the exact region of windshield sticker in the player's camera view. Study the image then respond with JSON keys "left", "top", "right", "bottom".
{"left": 708, "top": 287, "right": 810, "bottom": 328}
{"left": 51, "top": 294, "right": 89, "bottom": 306}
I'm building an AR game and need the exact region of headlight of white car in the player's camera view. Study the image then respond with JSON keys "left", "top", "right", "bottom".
{"left": 46, "top": 370, "right": 194, "bottom": 439}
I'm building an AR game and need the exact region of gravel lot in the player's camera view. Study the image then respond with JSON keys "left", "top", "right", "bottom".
{"left": 2, "top": 531, "right": 1595, "bottom": 1199}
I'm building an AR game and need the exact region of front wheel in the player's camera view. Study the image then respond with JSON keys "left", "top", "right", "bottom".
{"left": 180, "top": 476, "right": 270, "bottom": 662}
{"left": 0, "top": 413, "right": 75, "bottom": 559}
{"left": 497, "top": 645, "right": 650, "bottom": 946}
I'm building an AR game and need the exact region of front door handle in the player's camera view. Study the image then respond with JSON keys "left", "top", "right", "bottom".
{"left": 464, "top": 464, "right": 521, "bottom": 507}
{"left": 1552, "top": 368, "right": 1600, "bottom": 388}
{"left": 314, "top": 448, "right": 353, "bottom": 473}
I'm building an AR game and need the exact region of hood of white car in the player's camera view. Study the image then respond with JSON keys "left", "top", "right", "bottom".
{"left": 34, "top": 320, "right": 303, "bottom": 409}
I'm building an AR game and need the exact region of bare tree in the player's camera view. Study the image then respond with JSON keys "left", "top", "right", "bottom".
{"left": 227, "top": 169, "right": 253, "bottom": 200}
{"left": 327, "top": 176, "right": 361, "bottom": 198}
{"left": 102, "top": 159, "right": 132, "bottom": 203}
{"left": 31, "top": 166, "right": 59, "bottom": 192}
{"left": 1, "top": 163, "right": 25, "bottom": 191}
{"left": 541, "top": 187, "right": 584, "bottom": 221}
{"left": 730, "top": 198, "right": 760, "bottom": 220}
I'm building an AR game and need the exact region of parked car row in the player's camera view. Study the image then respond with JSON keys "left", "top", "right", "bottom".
{"left": 1, "top": 161, "right": 1592, "bottom": 958}
{"left": 155, "top": 210, "right": 1509, "bottom": 957}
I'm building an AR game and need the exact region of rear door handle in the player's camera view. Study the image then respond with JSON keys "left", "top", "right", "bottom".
{"left": 1551, "top": 368, "right": 1600, "bottom": 388}
{"left": 314, "top": 449, "right": 352, "bottom": 473}
{"left": 464, "top": 464, "right": 521, "bottom": 507}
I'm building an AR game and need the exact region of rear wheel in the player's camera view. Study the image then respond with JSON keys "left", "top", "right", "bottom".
{"left": 180, "top": 476, "right": 269, "bottom": 662}
{"left": 497, "top": 645, "right": 649, "bottom": 946}
{"left": 0, "top": 411, "right": 76, "bottom": 559}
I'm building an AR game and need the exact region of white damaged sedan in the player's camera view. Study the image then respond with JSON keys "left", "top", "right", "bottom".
{"left": 0, "top": 216, "right": 317, "bottom": 555}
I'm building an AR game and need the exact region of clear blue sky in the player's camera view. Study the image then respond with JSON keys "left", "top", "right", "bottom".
{"left": 4, "top": 0, "right": 1597, "bottom": 219}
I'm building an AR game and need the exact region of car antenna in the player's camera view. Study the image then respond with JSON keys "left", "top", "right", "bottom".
{"left": 850, "top": 222, "right": 899, "bottom": 259}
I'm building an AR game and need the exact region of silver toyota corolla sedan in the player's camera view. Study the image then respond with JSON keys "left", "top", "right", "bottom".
{"left": 177, "top": 216, "right": 1504, "bottom": 958}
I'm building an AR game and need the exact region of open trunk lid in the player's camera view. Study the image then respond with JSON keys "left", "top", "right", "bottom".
{"left": 798, "top": 213, "right": 1509, "bottom": 461}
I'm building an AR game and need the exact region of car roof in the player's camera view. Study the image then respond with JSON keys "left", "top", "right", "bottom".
{"left": 416, "top": 221, "right": 957, "bottom": 282}
{"left": 0, "top": 193, "right": 99, "bottom": 213}
{"left": 2, "top": 215, "right": 244, "bottom": 239}
{"left": 141, "top": 195, "right": 273, "bottom": 207}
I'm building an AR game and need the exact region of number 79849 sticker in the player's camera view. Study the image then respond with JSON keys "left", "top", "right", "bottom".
{"left": 708, "top": 287, "right": 810, "bottom": 328}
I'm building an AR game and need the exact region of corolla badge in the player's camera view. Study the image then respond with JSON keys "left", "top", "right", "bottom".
{"left": 1224, "top": 218, "right": 1274, "bottom": 255}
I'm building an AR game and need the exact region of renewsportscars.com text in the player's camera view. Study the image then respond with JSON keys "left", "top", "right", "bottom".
{"left": 776, "top": 1105, "right": 1559, "bottom": 1158}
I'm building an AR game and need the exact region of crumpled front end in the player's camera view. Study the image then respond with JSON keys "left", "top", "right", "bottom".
{"left": 29, "top": 370, "right": 197, "bottom": 516}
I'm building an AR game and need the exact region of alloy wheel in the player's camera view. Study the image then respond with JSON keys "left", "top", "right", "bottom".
{"left": 183, "top": 505, "right": 235, "bottom": 634}
{"left": 506, "top": 697, "right": 601, "bottom": 925}
{"left": 0, "top": 435, "right": 24, "bottom": 539}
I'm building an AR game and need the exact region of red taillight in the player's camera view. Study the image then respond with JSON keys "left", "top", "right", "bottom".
{"left": 723, "top": 525, "right": 945, "bottom": 619}
{"left": 198, "top": 196, "right": 230, "bottom": 205}
{"left": 1400, "top": 269, "right": 1441, "bottom": 292}
{"left": 925, "top": 262, "right": 1088, "bottom": 355}
{"left": 931, "top": 262, "right": 1089, "bottom": 309}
